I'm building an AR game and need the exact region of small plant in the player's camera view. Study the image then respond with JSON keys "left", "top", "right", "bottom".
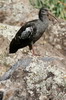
{"left": 29, "top": 0, "right": 66, "bottom": 19}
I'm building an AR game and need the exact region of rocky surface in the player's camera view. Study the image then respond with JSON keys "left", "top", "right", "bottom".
{"left": 45, "top": 21, "right": 66, "bottom": 53}
{"left": 0, "top": 0, "right": 66, "bottom": 100}
{"left": 0, "top": 0, "right": 38, "bottom": 25}
{"left": 0, "top": 56, "right": 66, "bottom": 100}
{"left": 0, "top": 22, "right": 66, "bottom": 100}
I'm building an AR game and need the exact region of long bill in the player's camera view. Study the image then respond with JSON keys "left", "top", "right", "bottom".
{"left": 48, "top": 11, "right": 60, "bottom": 23}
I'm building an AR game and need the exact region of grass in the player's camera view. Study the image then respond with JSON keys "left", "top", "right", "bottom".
{"left": 29, "top": 0, "right": 66, "bottom": 19}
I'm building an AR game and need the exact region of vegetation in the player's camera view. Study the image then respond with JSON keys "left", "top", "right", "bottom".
{"left": 29, "top": 0, "right": 66, "bottom": 19}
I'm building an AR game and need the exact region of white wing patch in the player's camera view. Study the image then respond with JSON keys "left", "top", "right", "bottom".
{"left": 25, "top": 27, "right": 33, "bottom": 32}
{"left": 26, "top": 27, "right": 31, "bottom": 32}
{"left": 21, "top": 26, "right": 33, "bottom": 39}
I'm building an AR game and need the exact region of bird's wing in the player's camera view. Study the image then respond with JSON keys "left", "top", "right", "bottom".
{"left": 15, "top": 22, "right": 37, "bottom": 39}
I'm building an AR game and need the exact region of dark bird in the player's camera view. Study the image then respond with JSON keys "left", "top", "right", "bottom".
{"left": 9, "top": 7, "right": 58, "bottom": 55}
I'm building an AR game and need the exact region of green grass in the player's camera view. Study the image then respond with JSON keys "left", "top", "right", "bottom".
{"left": 29, "top": 0, "right": 66, "bottom": 19}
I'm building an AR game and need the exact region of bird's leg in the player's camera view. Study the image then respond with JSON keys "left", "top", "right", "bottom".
{"left": 31, "top": 44, "right": 36, "bottom": 55}
{"left": 29, "top": 43, "right": 35, "bottom": 55}
{"left": 29, "top": 43, "right": 40, "bottom": 56}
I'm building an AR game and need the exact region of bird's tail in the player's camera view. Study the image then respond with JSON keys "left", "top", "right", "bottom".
{"left": 9, "top": 38, "right": 20, "bottom": 53}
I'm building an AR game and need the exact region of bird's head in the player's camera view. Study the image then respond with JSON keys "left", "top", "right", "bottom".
{"left": 39, "top": 7, "right": 59, "bottom": 22}
{"left": 39, "top": 7, "right": 49, "bottom": 16}
{"left": 39, "top": 7, "right": 49, "bottom": 21}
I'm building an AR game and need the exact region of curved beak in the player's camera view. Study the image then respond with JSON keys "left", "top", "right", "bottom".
{"left": 48, "top": 10, "right": 60, "bottom": 23}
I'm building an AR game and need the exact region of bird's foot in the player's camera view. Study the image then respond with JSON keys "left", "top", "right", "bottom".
{"left": 32, "top": 52, "right": 41, "bottom": 56}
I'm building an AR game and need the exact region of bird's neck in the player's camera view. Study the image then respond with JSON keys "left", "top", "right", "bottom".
{"left": 39, "top": 15, "right": 49, "bottom": 22}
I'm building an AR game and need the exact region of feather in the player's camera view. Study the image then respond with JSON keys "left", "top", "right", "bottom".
{"left": 15, "top": 22, "right": 36, "bottom": 40}
{"left": 9, "top": 7, "right": 49, "bottom": 54}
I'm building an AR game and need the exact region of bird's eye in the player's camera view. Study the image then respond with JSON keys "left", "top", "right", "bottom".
{"left": 41, "top": 10, "right": 47, "bottom": 15}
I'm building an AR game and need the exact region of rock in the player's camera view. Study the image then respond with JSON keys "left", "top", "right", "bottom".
{"left": 0, "top": 23, "right": 20, "bottom": 40}
{"left": 44, "top": 21, "right": 66, "bottom": 53}
{"left": 0, "top": 0, "right": 38, "bottom": 25}
{"left": 0, "top": 22, "right": 66, "bottom": 71}
{"left": 0, "top": 91, "right": 3, "bottom": 100}
{"left": 0, "top": 56, "right": 66, "bottom": 100}
{"left": 0, "top": 1, "right": 66, "bottom": 100}
{"left": 0, "top": 35, "right": 9, "bottom": 54}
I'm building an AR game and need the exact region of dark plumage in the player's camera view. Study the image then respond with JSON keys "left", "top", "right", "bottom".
{"left": 9, "top": 8, "right": 50, "bottom": 54}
